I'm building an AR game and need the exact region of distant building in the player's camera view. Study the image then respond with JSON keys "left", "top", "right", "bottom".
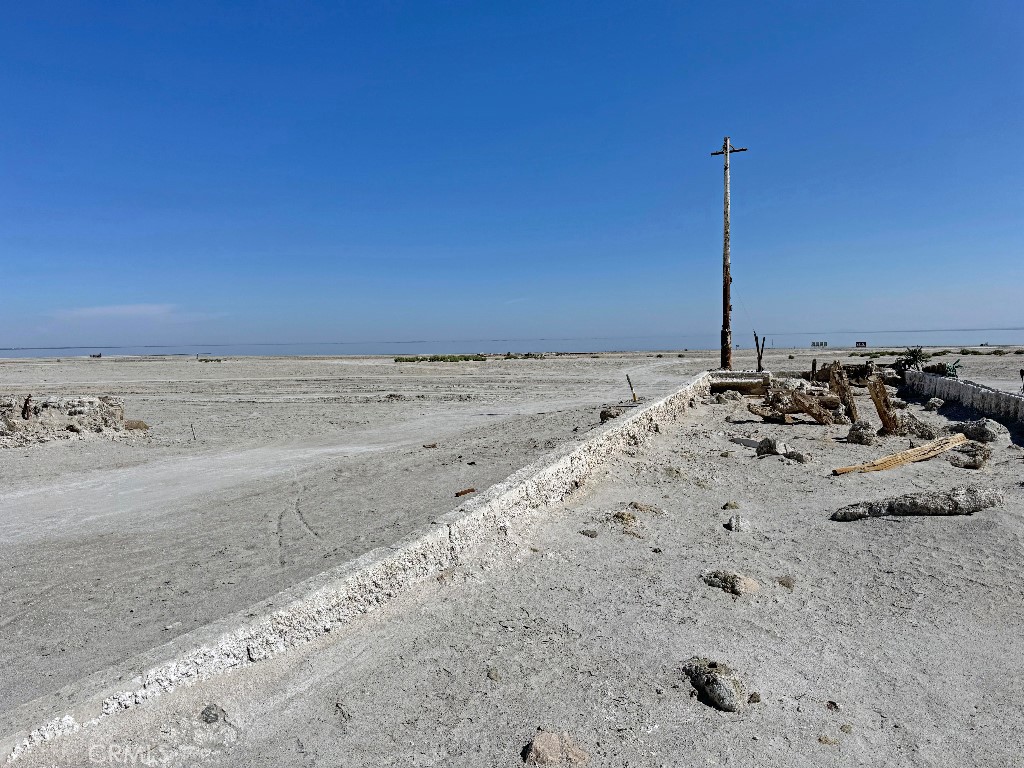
{"left": 856, "top": 341, "right": 867, "bottom": 348}
{"left": 811, "top": 341, "right": 828, "bottom": 348}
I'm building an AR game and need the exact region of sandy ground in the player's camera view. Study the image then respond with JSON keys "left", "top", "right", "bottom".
{"left": 1, "top": 352, "right": 708, "bottom": 715}
{"left": 10, "top": 359, "right": 1023, "bottom": 767}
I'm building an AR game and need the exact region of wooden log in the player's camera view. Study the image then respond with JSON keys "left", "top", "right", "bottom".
{"left": 832, "top": 433, "right": 968, "bottom": 475}
{"left": 829, "top": 361, "right": 859, "bottom": 422}
{"left": 791, "top": 390, "right": 834, "bottom": 425}
{"left": 867, "top": 375, "right": 899, "bottom": 434}
{"left": 747, "top": 402, "right": 794, "bottom": 424}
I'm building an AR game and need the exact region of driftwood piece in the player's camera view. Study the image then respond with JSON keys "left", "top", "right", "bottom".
{"left": 831, "top": 485, "right": 1003, "bottom": 522}
{"left": 828, "top": 362, "right": 859, "bottom": 422}
{"left": 832, "top": 433, "right": 968, "bottom": 475}
{"left": 867, "top": 375, "right": 900, "bottom": 434}
{"left": 791, "top": 390, "right": 834, "bottom": 425}
{"left": 455, "top": 487, "right": 476, "bottom": 497}
{"left": 747, "top": 403, "right": 794, "bottom": 424}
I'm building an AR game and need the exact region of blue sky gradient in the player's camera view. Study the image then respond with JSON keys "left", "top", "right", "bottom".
{"left": 2, "top": 1, "right": 1021, "bottom": 350}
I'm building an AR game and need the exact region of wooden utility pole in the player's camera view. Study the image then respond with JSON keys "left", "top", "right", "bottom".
{"left": 711, "top": 137, "right": 747, "bottom": 370}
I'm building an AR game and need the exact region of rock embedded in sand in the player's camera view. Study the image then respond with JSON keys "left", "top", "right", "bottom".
{"left": 755, "top": 437, "right": 791, "bottom": 456}
{"left": 784, "top": 450, "right": 812, "bottom": 463}
{"left": 522, "top": 728, "right": 589, "bottom": 765}
{"left": 722, "top": 500, "right": 740, "bottom": 510}
{"left": 846, "top": 421, "right": 875, "bottom": 445}
{"left": 599, "top": 407, "right": 623, "bottom": 423}
{"left": 925, "top": 397, "right": 944, "bottom": 411}
{"left": 951, "top": 418, "right": 1009, "bottom": 444}
{"left": 724, "top": 515, "right": 745, "bottom": 532}
{"left": 682, "top": 657, "right": 748, "bottom": 712}
{"left": 702, "top": 570, "right": 760, "bottom": 596}
{"left": 831, "top": 485, "right": 1004, "bottom": 522}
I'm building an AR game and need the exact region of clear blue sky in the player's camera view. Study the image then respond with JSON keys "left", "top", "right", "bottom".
{"left": 2, "top": 1, "right": 1021, "bottom": 349}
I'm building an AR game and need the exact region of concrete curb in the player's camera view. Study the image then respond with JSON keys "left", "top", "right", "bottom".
{"left": 4, "top": 372, "right": 715, "bottom": 762}
{"left": 905, "top": 371, "right": 1024, "bottom": 424}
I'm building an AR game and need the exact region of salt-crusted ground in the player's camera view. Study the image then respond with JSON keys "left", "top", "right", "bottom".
{"left": 9, "top": 365, "right": 1023, "bottom": 767}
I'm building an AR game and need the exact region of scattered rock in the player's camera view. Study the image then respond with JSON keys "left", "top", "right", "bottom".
{"left": 776, "top": 575, "right": 796, "bottom": 591}
{"left": 756, "top": 437, "right": 791, "bottom": 456}
{"left": 422, "top": 443, "right": 438, "bottom": 448}
{"left": 890, "top": 397, "right": 909, "bottom": 409}
{"left": 722, "top": 390, "right": 744, "bottom": 402}
{"left": 487, "top": 668, "right": 501, "bottom": 682}
{"left": 924, "top": 397, "right": 944, "bottom": 411}
{"left": 826, "top": 700, "right": 841, "bottom": 712}
{"left": 947, "top": 441, "right": 992, "bottom": 470}
{"left": 951, "top": 418, "right": 1010, "bottom": 444}
{"left": 784, "top": 450, "right": 812, "bottom": 463}
{"left": 818, "top": 735, "right": 839, "bottom": 746}
{"left": 682, "top": 657, "right": 747, "bottom": 712}
{"left": 724, "top": 515, "right": 745, "bottom": 532}
{"left": 200, "top": 704, "right": 227, "bottom": 724}
{"left": 720, "top": 450, "right": 733, "bottom": 457}
{"left": 702, "top": 570, "right": 760, "bottom": 596}
{"left": 747, "top": 692, "right": 761, "bottom": 704}
{"left": 722, "top": 501, "right": 740, "bottom": 510}
{"left": 831, "top": 485, "right": 1004, "bottom": 522}
{"left": 123, "top": 419, "right": 149, "bottom": 431}
{"left": 626, "top": 501, "right": 663, "bottom": 515}
{"left": 840, "top": 724, "right": 854, "bottom": 734}
{"left": 600, "top": 408, "right": 623, "bottom": 423}
{"left": 846, "top": 421, "right": 875, "bottom": 445}
{"left": 579, "top": 529, "right": 598, "bottom": 539}
{"left": 522, "top": 728, "right": 589, "bottom": 765}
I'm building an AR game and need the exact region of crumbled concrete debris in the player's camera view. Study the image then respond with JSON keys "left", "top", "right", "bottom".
{"left": 522, "top": 728, "right": 589, "bottom": 765}
{"left": 947, "top": 441, "right": 992, "bottom": 470}
{"left": 756, "top": 437, "right": 792, "bottom": 456}
{"left": 747, "top": 692, "right": 761, "bottom": 704}
{"left": 776, "top": 575, "right": 796, "bottom": 590}
{"left": 722, "top": 390, "right": 744, "bottom": 402}
{"left": 840, "top": 724, "right": 854, "bottom": 734}
{"left": 951, "top": 418, "right": 1010, "bottom": 444}
{"left": 487, "top": 668, "right": 501, "bottom": 682}
{"left": 0, "top": 394, "right": 132, "bottom": 448}
{"left": 722, "top": 501, "right": 740, "bottom": 510}
{"left": 702, "top": 570, "right": 760, "bottom": 596}
{"left": 846, "top": 421, "right": 875, "bottom": 446}
{"left": 890, "top": 397, "right": 909, "bottom": 410}
{"left": 831, "top": 485, "right": 1004, "bottom": 522}
{"left": 600, "top": 408, "right": 623, "bottom": 423}
{"left": 924, "top": 397, "right": 944, "bottom": 411}
{"left": 784, "top": 450, "right": 812, "bottom": 463}
{"left": 682, "top": 657, "right": 748, "bottom": 712}
{"left": 894, "top": 411, "right": 936, "bottom": 440}
{"left": 724, "top": 515, "right": 745, "bottom": 532}
{"left": 819, "top": 735, "right": 840, "bottom": 746}
{"left": 579, "top": 529, "right": 598, "bottom": 539}
{"left": 830, "top": 409, "right": 852, "bottom": 425}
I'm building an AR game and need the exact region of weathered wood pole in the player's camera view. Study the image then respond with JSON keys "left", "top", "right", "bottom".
{"left": 711, "top": 137, "right": 747, "bottom": 370}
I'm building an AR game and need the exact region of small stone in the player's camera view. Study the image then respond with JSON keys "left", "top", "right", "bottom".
{"left": 840, "top": 724, "right": 853, "bottom": 734}
{"left": 722, "top": 501, "right": 740, "bottom": 510}
{"left": 776, "top": 575, "right": 796, "bottom": 591}
{"left": 522, "top": 729, "right": 589, "bottom": 765}
{"left": 200, "top": 704, "right": 227, "bottom": 724}
{"left": 487, "top": 667, "right": 501, "bottom": 682}
{"left": 682, "top": 657, "right": 747, "bottom": 712}
{"left": 600, "top": 408, "right": 623, "bottom": 423}
{"left": 846, "top": 421, "right": 875, "bottom": 445}
{"left": 784, "top": 450, "right": 812, "bottom": 463}
{"left": 924, "top": 397, "right": 944, "bottom": 411}
{"left": 579, "top": 529, "right": 598, "bottom": 539}
{"left": 818, "top": 735, "right": 839, "bottom": 746}
{"left": 702, "top": 570, "right": 760, "bottom": 596}
{"left": 756, "top": 437, "right": 790, "bottom": 456}
{"left": 747, "top": 692, "right": 761, "bottom": 704}
{"left": 724, "top": 515, "right": 745, "bottom": 532}
{"left": 826, "top": 700, "right": 840, "bottom": 712}
{"left": 720, "top": 451, "right": 733, "bottom": 458}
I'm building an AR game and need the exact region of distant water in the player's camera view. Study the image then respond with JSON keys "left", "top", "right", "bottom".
{"left": 1, "top": 329, "right": 1022, "bottom": 359}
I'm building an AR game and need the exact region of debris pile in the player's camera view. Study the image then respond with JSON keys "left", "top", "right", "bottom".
{"left": 0, "top": 394, "right": 138, "bottom": 447}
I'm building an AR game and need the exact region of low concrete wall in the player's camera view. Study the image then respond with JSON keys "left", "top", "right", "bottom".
{"left": 4, "top": 372, "right": 715, "bottom": 762}
{"left": 905, "top": 371, "right": 1024, "bottom": 424}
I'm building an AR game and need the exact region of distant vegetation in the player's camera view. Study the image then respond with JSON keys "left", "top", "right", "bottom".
{"left": 394, "top": 354, "right": 487, "bottom": 363}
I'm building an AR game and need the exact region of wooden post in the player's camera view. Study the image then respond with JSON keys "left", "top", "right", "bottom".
{"left": 829, "top": 361, "right": 859, "bottom": 422}
{"left": 811, "top": 358, "right": 818, "bottom": 382}
{"left": 711, "top": 137, "right": 747, "bottom": 371}
{"left": 626, "top": 374, "right": 637, "bottom": 403}
{"left": 867, "top": 375, "right": 900, "bottom": 434}
{"left": 753, "top": 332, "right": 767, "bottom": 373}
